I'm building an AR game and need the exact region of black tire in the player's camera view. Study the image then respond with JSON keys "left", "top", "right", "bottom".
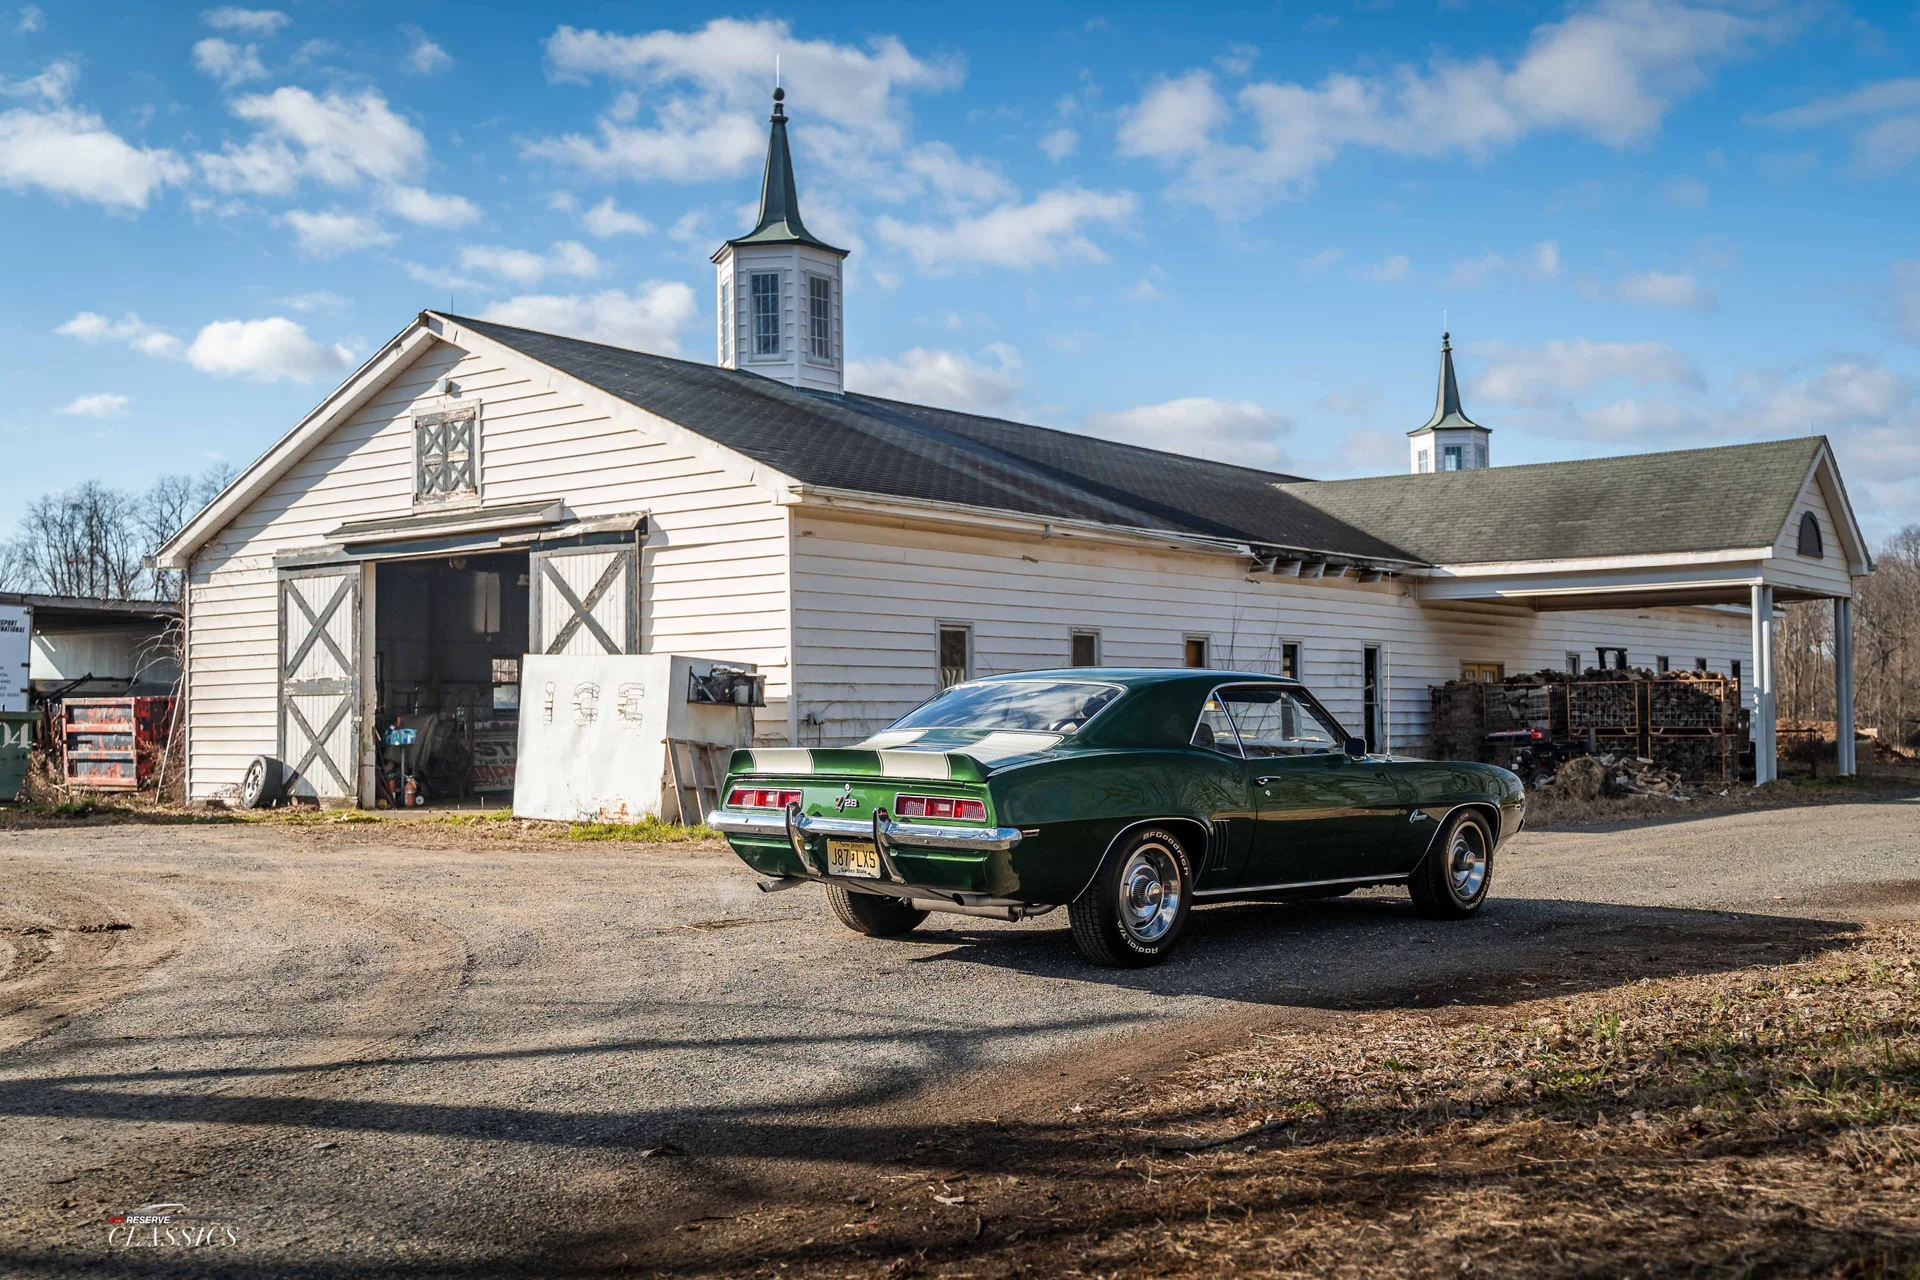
{"left": 1068, "top": 827, "right": 1194, "bottom": 968}
{"left": 826, "top": 886, "right": 929, "bottom": 937}
{"left": 1408, "top": 810, "right": 1494, "bottom": 920}
{"left": 238, "top": 756, "right": 283, "bottom": 810}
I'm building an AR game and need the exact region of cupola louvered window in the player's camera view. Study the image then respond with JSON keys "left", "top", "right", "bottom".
{"left": 751, "top": 272, "right": 780, "bottom": 356}
{"left": 807, "top": 274, "right": 832, "bottom": 361}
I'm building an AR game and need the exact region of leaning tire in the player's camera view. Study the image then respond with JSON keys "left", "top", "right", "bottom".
{"left": 1068, "top": 827, "right": 1194, "bottom": 968}
{"left": 826, "top": 886, "right": 928, "bottom": 937}
{"left": 1408, "top": 810, "right": 1494, "bottom": 920}
{"left": 238, "top": 755, "right": 284, "bottom": 810}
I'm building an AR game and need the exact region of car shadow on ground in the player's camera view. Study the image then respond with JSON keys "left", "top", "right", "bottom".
{"left": 887, "top": 893, "right": 1864, "bottom": 1011}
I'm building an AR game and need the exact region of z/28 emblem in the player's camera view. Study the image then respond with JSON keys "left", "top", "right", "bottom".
{"left": 833, "top": 783, "right": 861, "bottom": 812}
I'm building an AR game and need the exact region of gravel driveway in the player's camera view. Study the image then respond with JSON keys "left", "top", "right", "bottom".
{"left": 2, "top": 798, "right": 1916, "bottom": 1276}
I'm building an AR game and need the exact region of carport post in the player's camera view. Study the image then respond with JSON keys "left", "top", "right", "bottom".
{"left": 1750, "top": 583, "right": 1776, "bottom": 785}
{"left": 1835, "top": 595, "right": 1856, "bottom": 777}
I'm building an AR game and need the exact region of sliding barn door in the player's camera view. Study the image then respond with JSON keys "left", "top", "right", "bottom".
{"left": 278, "top": 567, "right": 361, "bottom": 802}
{"left": 530, "top": 543, "right": 639, "bottom": 655}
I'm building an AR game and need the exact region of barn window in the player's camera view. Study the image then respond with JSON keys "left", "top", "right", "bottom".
{"left": 938, "top": 625, "right": 971, "bottom": 688}
{"left": 1416, "top": 448, "right": 1430, "bottom": 473}
{"left": 1443, "top": 445, "right": 1462, "bottom": 471}
{"left": 414, "top": 406, "right": 477, "bottom": 501}
{"left": 751, "top": 272, "right": 780, "bottom": 356}
{"left": 1070, "top": 629, "right": 1099, "bottom": 667}
{"left": 807, "top": 274, "right": 833, "bottom": 361}
{"left": 719, "top": 279, "right": 733, "bottom": 364}
{"left": 1796, "top": 511, "right": 1824, "bottom": 559}
{"left": 1281, "top": 641, "right": 1301, "bottom": 681}
{"left": 1184, "top": 636, "right": 1209, "bottom": 668}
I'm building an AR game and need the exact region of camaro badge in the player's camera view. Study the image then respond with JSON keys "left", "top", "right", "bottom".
{"left": 833, "top": 783, "right": 861, "bottom": 812}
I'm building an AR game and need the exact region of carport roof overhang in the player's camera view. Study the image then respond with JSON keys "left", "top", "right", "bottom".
{"left": 1411, "top": 547, "right": 1851, "bottom": 611}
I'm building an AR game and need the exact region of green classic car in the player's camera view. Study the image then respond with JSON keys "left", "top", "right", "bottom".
{"left": 708, "top": 669, "right": 1525, "bottom": 967}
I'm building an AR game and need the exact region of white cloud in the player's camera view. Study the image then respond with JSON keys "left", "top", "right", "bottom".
{"left": 380, "top": 184, "right": 480, "bottom": 227}
{"left": 1118, "top": 0, "right": 1783, "bottom": 214}
{"left": 1852, "top": 116, "right": 1920, "bottom": 174}
{"left": 202, "top": 7, "right": 289, "bottom": 36}
{"left": 1659, "top": 174, "right": 1709, "bottom": 207}
{"left": 524, "top": 103, "right": 764, "bottom": 183}
{"left": 56, "top": 310, "right": 184, "bottom": 358}
{"left": 1890, "top": 260, "right": 1920, "bottom": 345}
{"left": 1471, "top": 338, "right": 1701, "bottom": 408}
{"left": 847, "top": 344, "right": 1023, "bottom": 415}
{"left": 1080, "top": 397, "right": 1293, "bottom": 470}
{"left": 16, "top": 6, "right": 43, "bottom": 34}
{"left": 1529, "top": 239, "right": 1562, "bottom": 281}
{"left": 902, "top": 141, "right": 1015, "bottom": 203}
{"left": 478, "top": 281, "right": 696, "bottom": 354}
{"left": 2, "top": 58, "right": 75, "bottom": 103}
{"left": 1039, "top": 126, "right": 1078, "bottom": 162}
{"left": 1302, "top": 247, "right": 1343, "bottom": 273}
{"left": 283, "top": 289, "right": 348, "bottom": 312}
{"left": 578, "top": 196, "right": 651, "bottom": 237}
{"left": 1124, "top": 277, "right": 1163, "bottom": 302}
{"left": 1613, "top": 268, "right": 1716, "bottom": 310}
{"left": 1757, "top": 78, "right": 1920, "bottom": 130}
{"left": 1360, "top": 254, "right": 1411, "bottom": 284}
{"left": 57, "top": 392, "right": 129, "bottom": 417}
{"left": 193, "top": 38, "right": 267, "bottom": 88}
{"left": 874, "top": 187, "right": 1137, "bottom": 272}
{"left": 1446, "top": 251, "right": 1505, "bottom": 289}
{"left": 1217, "top": 43, "right": 1260, "bottom": 78}
{"left": 285, "top": 208, "right": 395, "bottom": 257}
{"left": 186, "top": 316, "right": 355, "bottom": 382}
{"left": 201, "top": 88, "right": 426, "bottom": 194}
{"left": 456, "top": 240, "right": 600, "bottom": 286}
{"left": 404, "top": 29, "right": 452, "bottom": 75}
{"left": 0, "top": 106, "right": 186, "bottom": 209}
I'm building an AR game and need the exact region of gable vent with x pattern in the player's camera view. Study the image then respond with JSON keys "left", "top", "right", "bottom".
{"left": 414, "top": 406, "right": 477, "bottom": 501}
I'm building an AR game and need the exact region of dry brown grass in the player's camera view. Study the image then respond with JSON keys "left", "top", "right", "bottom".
{"left": 658, "top": 923, "right": 1920, "bottom": 1279}
{"left": 1525, "top": 772, "right": 1920, "bottom": 829}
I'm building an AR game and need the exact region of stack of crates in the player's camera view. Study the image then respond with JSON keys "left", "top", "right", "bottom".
{"left": 63, "top": 696, "right": 174, "bottom": 791}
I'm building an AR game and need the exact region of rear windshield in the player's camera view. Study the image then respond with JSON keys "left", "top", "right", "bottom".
{"left": 889, "top": 680, "right": 1123, "bottom": 734}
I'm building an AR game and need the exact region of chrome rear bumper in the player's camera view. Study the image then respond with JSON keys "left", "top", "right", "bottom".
{"left": 706, "top": 808, "right": 1023, "bottom": 853}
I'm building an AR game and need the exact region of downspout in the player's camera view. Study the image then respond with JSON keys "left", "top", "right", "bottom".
{"left": 785, "top": 507, "right": 800, "bottom": 748}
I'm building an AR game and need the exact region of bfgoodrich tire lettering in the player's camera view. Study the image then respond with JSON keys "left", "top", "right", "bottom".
{"left": 826, "top": 885, "right": 929, "bottom": 938}
{"left": 1068, "top": 827, "right": 1194, "bottom": 968}
{"left": 1408, "top": 810, "right": 1493, "bottom": 920}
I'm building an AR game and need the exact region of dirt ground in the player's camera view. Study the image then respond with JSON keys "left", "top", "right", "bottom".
{"left": 0, "top": 793, "right": 1916, "bottom": 1277}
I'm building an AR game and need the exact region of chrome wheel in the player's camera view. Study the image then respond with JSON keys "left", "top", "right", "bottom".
{"left": 1448, "top": 824, "right": 1488, "bottom": 901}
{"left": 1118, "top": 842, "right": 1182, "bottom": 944}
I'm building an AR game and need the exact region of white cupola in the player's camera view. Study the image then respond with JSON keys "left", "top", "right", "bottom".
{"left": 712, "top": 87, "right": 849, "bottom": 394}
{"left": 1408, "top": 332, "right": 1491, "bottom": 473}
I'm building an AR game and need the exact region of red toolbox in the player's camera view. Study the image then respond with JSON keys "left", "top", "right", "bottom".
{"left": 63, "top": 696, "right": 174, "bottom": 791}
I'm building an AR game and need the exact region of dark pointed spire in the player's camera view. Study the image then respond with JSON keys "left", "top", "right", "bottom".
{"left": 723, "top": 87, "right": 846, "bottom": 256}
{"left": 1411, "top": 330, "right": 1486, "bottom": 435}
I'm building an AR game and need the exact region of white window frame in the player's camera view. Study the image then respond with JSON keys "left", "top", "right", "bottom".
{"left": 1443, "top": 445, "right": 1463, "bottom": 471}
{"left": 411, "top": 402, "right": 482, "bottom": 507}
{"left": 1183, "top": 633, "right": 1210, "bottom": 669}
{"left": 1416, "top": 448, "right": 1430, "bottom": 473}
{"left": 804, "top": 272, "right": 834, "bottom": 365}
{"left": 750, "top": 271, "right": 781, "bottom": 359}
{"left": 1280, "top": 639, "right": 1303, "bottom": 682}
{"left": 1069, "top": 628, "right": 1101, "bottom": 667}
{"left": 719, "top": 278, "right": 734, "bottom": 365}
{"left": 1362, "top": 642, "right": 1387, "bottom": 753}
{"left": 1565, "top": 650, "right": 1582, "bottom": 675}
{"left": 937, "top": 622, "right": 972, "bottom": 688}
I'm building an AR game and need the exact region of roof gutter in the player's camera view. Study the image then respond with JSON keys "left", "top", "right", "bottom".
{"left": 784, "top": 484, "right": 1424, "bottom": 569}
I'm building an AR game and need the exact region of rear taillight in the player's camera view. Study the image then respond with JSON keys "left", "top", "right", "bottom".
{"left": 728, "top": 787, "right": 802, "bottom": 809}
{"left": 894, "top": 794, "right": 987, "bottom": 821}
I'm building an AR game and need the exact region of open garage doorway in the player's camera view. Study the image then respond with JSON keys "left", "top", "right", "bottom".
{"left": 372, "top": 551, "right": 529, "bottom": 808}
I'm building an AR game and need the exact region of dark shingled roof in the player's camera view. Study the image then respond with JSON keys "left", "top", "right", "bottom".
{"left": 1279, "top": 437, "right": 1824, "bottom": 565}
{"left": 449, "top": 315, "right": 1419, "bottom": 562}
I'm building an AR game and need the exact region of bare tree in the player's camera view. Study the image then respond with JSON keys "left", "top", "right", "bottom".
{"left": 1, "top": 463, "right": 236, "bottom": 601}
{"left": 1777, "top": 525, "right": 1920, "bottom": 747}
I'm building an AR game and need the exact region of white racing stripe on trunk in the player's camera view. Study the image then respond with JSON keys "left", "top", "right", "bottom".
{"left": 859, "top": 729, "right": 928, "bottom": 749}
{"left": 958, "top": 731, "right": 1063, "bottom": 764}
{"left": 747, "top": 748, "right": 815, "bottom": 775}
{"left": 878, "top": 750, "right": 952, "bottom": 780}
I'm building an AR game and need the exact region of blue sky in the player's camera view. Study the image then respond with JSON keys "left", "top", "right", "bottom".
{"left": 2, "top": 1, "right": 1917, "bottom": 539}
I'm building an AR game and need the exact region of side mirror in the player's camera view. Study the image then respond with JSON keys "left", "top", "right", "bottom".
{"left": 1344, "top": 736, "right": 1369, "bottom": 758}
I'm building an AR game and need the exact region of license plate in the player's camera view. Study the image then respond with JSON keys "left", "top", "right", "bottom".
{"left": 827, "top": 838, "right": 881, "bottom": 879}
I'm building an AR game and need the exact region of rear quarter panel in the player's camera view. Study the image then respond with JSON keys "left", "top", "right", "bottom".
{"left": 988, "top": 748, "right": 1246, "bottom": 902}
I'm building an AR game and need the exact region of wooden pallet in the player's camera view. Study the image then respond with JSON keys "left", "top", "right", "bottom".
{"left": 666, "top": 739, "right": 731, "bottom": 826}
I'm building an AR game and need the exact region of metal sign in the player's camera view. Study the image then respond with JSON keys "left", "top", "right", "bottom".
{"left": 0, "top": 605, "right": 29, "bottom": 713}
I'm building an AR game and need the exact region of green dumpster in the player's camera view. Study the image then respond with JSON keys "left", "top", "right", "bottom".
{"left": 0, "top": 710, "right": 35, "bottom": 802}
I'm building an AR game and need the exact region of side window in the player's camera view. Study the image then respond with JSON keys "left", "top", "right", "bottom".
{"left": 1192, "top": 696, "right": 1240, "bottom": 756}
{"left": 1220, "top": 687, "right": 1341, "bottom": 757}
{"left": 751, "top": 272, "right": 780, "bottom": 356}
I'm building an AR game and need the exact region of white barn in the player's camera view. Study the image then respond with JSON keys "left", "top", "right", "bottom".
{"left": 153, "top": 91, "right": 1872, "bottom": 806}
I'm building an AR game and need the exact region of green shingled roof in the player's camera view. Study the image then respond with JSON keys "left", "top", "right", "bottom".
{"left": 719, "top": 89, "right": 845, "bottom": 257}
{"left": 1280, "top": 437, "right": 1824, "bottom": 565}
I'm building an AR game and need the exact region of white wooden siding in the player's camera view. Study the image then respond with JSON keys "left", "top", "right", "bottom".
{"left": 788, "top": 512, "right": 1751, "bottom": 751}
{"left": 185, "top": 338, "right": 791, "bottom": 800}
{"left": 1766, "top": 467, "right": 1855, "bottom": 599}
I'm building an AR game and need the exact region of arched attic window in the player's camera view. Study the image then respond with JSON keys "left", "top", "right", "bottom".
{"left": 1796, "top": 510, "right": 1824, "bottom": 559}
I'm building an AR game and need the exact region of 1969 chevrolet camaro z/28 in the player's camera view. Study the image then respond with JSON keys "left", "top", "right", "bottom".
{"left": 708, "top": 668, "right": 1525, "bottom": 967}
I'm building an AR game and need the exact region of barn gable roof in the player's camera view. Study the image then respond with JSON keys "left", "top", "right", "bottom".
{"left": 447, "top": 315, "right": 1419, "bottom": 564}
